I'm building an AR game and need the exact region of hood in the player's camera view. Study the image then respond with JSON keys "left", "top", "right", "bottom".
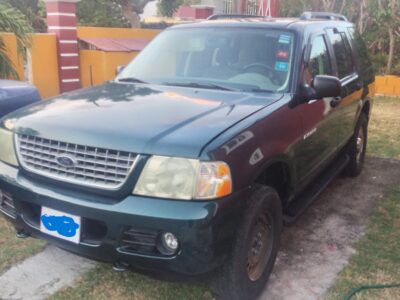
{"left": 4, "top": 81, "right": 282, "bottom": 158}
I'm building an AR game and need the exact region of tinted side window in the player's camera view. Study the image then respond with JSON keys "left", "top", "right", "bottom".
{"left": 348, "top": 27, "right": 374, "bottom": 84}
{"left": 305, "top": 35, "right": 332, "bottom": 83}
{"left": 327, "top": 29, "right": 354, "bottom": 79}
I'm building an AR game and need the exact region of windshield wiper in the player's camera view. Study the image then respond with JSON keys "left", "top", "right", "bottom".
{"left": 164, "top": 82, "right": 237, "bottom": 91}
{"left": 117, "top": 77, "right": 148, "bottom": 84}
{"left": 249, "top": 88, "right": 275, "bottom": 93}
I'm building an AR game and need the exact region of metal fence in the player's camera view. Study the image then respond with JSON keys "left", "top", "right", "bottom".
{"left": 246, "top": 0, "right": 258, "bottom": 15}
{"left": 223, "top": 0, "right": 234, "bottom": 14}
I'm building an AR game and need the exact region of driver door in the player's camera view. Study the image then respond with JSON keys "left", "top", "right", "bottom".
{"left": 295, "top": 33, "right": 341, "bottom": 186}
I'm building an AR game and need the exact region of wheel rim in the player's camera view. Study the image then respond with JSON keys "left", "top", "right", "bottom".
{"left": 246, "top": 211, "right": 274, "bottom": 282}
{"left": 356, "top": 127, "right": 364, "bottom": 164}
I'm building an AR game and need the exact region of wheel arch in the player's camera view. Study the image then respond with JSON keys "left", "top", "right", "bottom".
{"left": 252, "top": 157, "right": 295, "bottom": 208}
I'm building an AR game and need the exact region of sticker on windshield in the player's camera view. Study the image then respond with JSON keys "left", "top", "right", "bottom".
{"left": 275, "top": 61, "right": 289, "bottom": 72}
{"left": 278, "top": 34, "right": 291, "bottom": 44}
{"left": 276, "top": 50, "right": 289, "bottom": 59}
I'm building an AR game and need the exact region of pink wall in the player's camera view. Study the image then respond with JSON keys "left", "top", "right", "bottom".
{"left": 175, "top": 6, "right": 214, "bottom": 20}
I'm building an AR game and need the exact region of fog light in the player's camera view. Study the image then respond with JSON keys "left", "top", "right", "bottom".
{"left": 159, "top": 232, "right": 179, "bottom": 255}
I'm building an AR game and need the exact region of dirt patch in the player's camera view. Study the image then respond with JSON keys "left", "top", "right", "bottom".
{"left": 260, "top": 157, "right": 400, "bottom": 300}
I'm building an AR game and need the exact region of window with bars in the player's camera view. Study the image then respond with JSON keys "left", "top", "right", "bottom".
{"left": 246, "top": 0, "right": 258, "bottom": 15}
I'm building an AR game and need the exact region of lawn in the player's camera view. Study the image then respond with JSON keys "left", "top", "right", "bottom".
{"left": 0, "top": 217, "right": 46, "bottom": 275}
{"left": 49, "top": 264, "right": 213, "bottom": 300}
{"left": 367, "top": 96, "right": 400, "bottom": 158}
{"left": 324, "top": 187, "right": 400, "bottom": 300}
{"left": 325, "top": 96, "right": 400, "bottom": 299}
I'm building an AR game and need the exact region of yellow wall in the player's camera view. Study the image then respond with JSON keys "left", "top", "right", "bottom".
{"left": 28, "top": 34, "right": 59, "bottom": 99}
{"left": 80, "top": 50, "right": 137, "bottom": 88}
{"left": 77, "top": 27, "right": 160, "bottom": 40}
{"left": 0, "top": 32, "right": 24, "bottom": 80}
{"left": 375, "top": 75, "right": 400, "bottom": 96}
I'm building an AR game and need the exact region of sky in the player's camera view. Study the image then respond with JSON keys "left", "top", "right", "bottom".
{"left": 140, "top": 1, "right": 158, "bottom": 17}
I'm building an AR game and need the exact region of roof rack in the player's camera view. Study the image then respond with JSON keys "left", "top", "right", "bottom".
{"left": 300, "top": 11, "right": 348, "bottom": 21}
{"left": 207, "top": 14, "right": 263, "bottom": 20}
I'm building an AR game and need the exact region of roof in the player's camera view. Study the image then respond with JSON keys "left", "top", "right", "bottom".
{"left": 79, "top": 38, "right": 151, "bottom": 52}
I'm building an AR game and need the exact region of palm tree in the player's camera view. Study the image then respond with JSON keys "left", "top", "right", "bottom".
{"left": 0, "top": 2, "right": 32, "bottom": 79}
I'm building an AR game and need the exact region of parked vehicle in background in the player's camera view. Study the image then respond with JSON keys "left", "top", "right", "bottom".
{"left": 0, "top": 12, "right": 374, "bottom": 300}
{"left": 0, "top": 80, "right": 41, "bottom": 118}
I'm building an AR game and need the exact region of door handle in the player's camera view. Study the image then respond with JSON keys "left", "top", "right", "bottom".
{"left": 330, "top": 96, "right": 342, "bottom": 108}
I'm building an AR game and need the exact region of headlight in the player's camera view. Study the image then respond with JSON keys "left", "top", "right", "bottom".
{"left": 133, "top": 156, "right": 232, "bottom": 200}
{"left": 0, "top": 128, "right": 18, "bottom": 167}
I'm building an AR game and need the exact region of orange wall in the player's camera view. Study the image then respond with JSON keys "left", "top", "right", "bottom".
{"left": 375, "top": 75, "right": 400, "bottom": 96}
{"left": 0, "top": 32, "right": 24, "bottom": 80}
{"left": 80, "top": 50, "right": 138, "bottom": 88}
{"left": 28, "top": 34, "right": 59, "bottom": 98}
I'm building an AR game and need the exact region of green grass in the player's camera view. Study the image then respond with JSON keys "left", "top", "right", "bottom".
{"left": 367, "top": 96, "right": 400, "bottom": 159}
{"left": 49, "top": 263, "right": 213, "bottom": 300}
{"left": 325, "top": 96, "right": 400, "bottom": 300}
{"left": 0, "top": 217, "right": 46, "bottom": 275}
{"left": 324, "top": 187, "right": 400, "bottom": 300}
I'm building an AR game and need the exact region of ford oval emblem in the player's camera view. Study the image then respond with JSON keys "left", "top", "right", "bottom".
{"left": 56, "top": 155, "right": 77, "bottom": 168}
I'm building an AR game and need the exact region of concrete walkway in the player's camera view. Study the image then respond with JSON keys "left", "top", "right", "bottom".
{"left": 0, "top": 245, "right": 94, "bottom": 300}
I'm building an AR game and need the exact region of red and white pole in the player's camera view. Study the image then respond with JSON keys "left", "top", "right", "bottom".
{"left": 44, "top": 0, "right": 81, "bottom": 93}
{"left": 258, "top": 0, "right": 280, "bottom": 17}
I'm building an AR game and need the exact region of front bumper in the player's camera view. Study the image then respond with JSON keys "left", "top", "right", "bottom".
{"left": 0, "top": 161, "right": 246, "bottom": 275}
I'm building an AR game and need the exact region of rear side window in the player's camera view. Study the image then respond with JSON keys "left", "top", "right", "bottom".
{"left": 305, "top": 35, "right": 332, "bottom": 83}
{"left": 327, "top": 29, "right": 354, "bottom": 79}
{"left": 347, "top": 27, "right": 374, "bottom": 84}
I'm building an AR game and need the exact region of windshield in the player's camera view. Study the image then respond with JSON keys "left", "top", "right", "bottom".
{"left": 117, "top": 27, "right": 295, "bottom": 93}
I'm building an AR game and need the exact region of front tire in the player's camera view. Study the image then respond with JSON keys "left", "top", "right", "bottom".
{"left": 213, "top": 185, "right": 282, "bottom": 300}
{"left": 345, "top": 113, "right": 368, "bottom": 177}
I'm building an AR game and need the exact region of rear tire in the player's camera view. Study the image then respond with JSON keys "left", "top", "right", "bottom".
{"left": 345, "top": 113, "right": 368, "bottom": 177}
{"left": 212, "top": 185, "right": 282, "bottom": 300}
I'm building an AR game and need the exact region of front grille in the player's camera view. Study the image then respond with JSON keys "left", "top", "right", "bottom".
{"left": 119, "top": 227, "right": 159, "bottom": 255}
{"left": 16, "top": 134, "right": 138, "bottom": 190}
{"left": 0, "top": 189, "right": 16, "bottom": 218}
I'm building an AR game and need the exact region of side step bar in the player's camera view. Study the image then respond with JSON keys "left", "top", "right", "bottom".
{"left": 283, "top": 154, "right": 350, "bottom": 224}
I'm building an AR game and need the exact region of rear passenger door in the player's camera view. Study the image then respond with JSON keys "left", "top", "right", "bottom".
{"left": 326, "top": 28, "right": 363, "bottom": 149}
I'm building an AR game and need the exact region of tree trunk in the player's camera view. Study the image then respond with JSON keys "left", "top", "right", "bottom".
{"left": 339, "top": 0, "right": 346, "bottom": 14}
{"left": 121, "top": 0, "right": 141, "bottom": 28}
{"left": 358, "top": 0, "right": 364, "bottom": 34}
{"left": 385, "top": 0, "right": 397, "bottom": 74}
{"left": 386, "top": 25, "right": 395, "bottom": 74}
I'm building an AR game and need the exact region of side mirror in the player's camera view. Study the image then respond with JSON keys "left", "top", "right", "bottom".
{"left": 116, "top": 65, "right": 126, "bottom": 75}
{"left": 312, "top": 75, "right": 341, "bottom": 99}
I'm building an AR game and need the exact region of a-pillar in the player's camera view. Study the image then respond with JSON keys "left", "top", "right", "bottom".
{"left": 44, "top": 0, "right": 81, "bottom": 93}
